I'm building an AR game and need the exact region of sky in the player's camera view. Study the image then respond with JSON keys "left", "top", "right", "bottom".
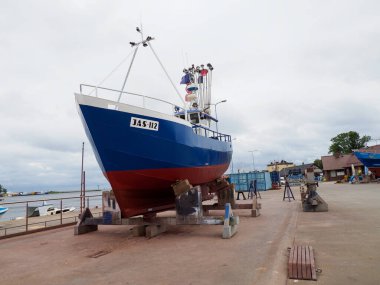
{"left": 1, "top": 0, "right": 379, "bottom": 192}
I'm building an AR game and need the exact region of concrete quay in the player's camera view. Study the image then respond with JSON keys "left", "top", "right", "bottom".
{"left": 0, "top": 182, "right": 379, "bottom": 285}
{"left": 0, "top": 208, "right": 102, "bottom": 237}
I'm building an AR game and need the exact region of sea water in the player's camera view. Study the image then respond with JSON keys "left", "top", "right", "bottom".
{"left": 0, "top": 191, "right": 102, "bottom": 222}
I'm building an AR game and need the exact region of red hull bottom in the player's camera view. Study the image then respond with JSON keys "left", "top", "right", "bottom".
{"left": 105, "top": 163, "right": 229, "bottom": 217}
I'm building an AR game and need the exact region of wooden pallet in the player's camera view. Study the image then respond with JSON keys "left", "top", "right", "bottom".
{"left": 288, "top": 245, "right": 317, "bottom": 280}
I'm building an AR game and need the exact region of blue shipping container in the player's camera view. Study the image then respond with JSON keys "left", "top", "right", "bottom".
{"left": 228, "top": 171, "right": 272, "bottom": 191}
{"left": 270, "top": 171, "right": 280, "bottom": 183}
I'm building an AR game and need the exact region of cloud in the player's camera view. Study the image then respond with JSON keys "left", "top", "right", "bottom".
{"left": 1, "top": 0, "right": 379, "bottom": 191}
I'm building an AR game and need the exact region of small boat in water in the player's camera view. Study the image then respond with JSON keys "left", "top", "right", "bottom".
{"left": 0, "top": 207, "right": 8, "bottom": 215}
{"left": 27, "top": 202, "right": 75, "bottom": 217}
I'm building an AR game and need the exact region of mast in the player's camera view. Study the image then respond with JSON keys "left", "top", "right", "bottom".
{"left": 117, "top": 26, "right": 186, "bottom": 109}
{"left": 118, "top": 46, "right": 139, "bottom": 102}
{"left": 179, "top": 63, "right": 214, "bottom": 127}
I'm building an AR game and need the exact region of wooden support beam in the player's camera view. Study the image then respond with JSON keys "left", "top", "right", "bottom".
{"left": 251, "top": 197, "right": 261, "bottom": 217}
{"left": 74, "top": 208, "right": 98, "bottom": 235}
{"left": 145, "top": 225, "right": 167, "bottom": 238}
{"left": 310, "top": 246, "right": 317, "bottom": 281}
{"left": 132, "top": 225, "right": 147, "bottom": 237}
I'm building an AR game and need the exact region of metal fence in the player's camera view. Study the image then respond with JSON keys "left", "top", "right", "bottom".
{"left": 0, "top": 195, "right": 102, "bottom": 239}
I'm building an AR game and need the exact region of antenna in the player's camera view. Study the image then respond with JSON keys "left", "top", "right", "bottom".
{"left": 118, "top": 26, "right": 152, "bottom": 102}
{"left": 136, "top": 24, "right": 145, "bottom": 44}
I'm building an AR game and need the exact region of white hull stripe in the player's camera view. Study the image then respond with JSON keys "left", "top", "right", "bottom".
{"left": 75, "top": 93, "right": 191, "bottom": 127}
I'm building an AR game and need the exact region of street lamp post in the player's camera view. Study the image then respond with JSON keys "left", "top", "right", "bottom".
{"left": 248, "top": 150, "right": 259, "bottom": 172}
{"left": 208, "top": 99, "right": 227, "bottom": 134}
{"left": 231, "top": 138, "right": 237, "bottom": 174}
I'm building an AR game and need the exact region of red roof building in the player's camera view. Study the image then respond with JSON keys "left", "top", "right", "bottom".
{"left": 357, "top": 144, "right": 380, "bottom": 154}
{"left": 321, "top": 153, "right": 364, "bottom": 181}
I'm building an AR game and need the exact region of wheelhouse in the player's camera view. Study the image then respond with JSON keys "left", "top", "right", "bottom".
{"left": 174, "top": 109, "right": 231, "bottom": 142}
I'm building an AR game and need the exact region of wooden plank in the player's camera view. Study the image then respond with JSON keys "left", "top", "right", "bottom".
{"left": 288, "top": 246, "right": 294, "bottom": 278}
{"left": 291, "top": 246, "right": 297, "bottom": 279}
{"left": 309, "top": 246, "right": 317, "bottom": 281}
{"left": 172, "top": 179, "right": 193, "bottom": 196}
{"left": 297, "top": 245, "right": 302, "bottom": 279}
{"left": 302, "top": 246, "right": 308, "bottom": 279}
{"left": 305, "top": 245, "right": 312, "bottom": 280}
{"left": 293, "top": 246, "right": 298, "bottom": 279}
{"left": 202, "top": 203, "right": 253, "bottom": 211}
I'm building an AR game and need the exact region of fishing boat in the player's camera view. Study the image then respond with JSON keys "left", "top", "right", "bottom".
{"left": 0, "top": 207, "right": 8, "bottom": 215}
{"left": 353, "top": 145, "right": 380, "bottom": 178}
{"left": 75, "top": 28, "right": 232, "bottom": 218}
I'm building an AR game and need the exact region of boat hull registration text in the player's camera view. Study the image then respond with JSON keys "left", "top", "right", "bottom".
{"left": 130, "top": 117, "right": 159, "bottom": 131}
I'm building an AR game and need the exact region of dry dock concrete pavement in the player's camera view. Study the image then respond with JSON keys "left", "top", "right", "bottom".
{"left": 0, "top": 182, "right": 379, "bottom": 285}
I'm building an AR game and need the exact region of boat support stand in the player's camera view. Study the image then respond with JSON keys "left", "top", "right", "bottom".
{"left": 74, "top": 187, "right": 240, "bottom": 239}
{"left": 74, "top": 203, "right": 238, "bottom": 239}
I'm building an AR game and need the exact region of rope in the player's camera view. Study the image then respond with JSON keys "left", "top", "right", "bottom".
{"left": 147, "top": 41, "right": 186, "bottom": 106}
{"left": 89, "top": 48, "right": 136, "bottom": 96}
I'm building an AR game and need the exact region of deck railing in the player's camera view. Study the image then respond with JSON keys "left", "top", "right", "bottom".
{"left": 79, "top": 84, "right": 186, "bottom": 114}
{"left": 79, "top": 84, "right": 230, "bottom": 140}
{"left": 192, "top": 124, "right": 231, "bottom": 142}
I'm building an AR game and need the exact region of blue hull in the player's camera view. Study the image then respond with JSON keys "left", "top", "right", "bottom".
{"left": 0, "top": 207, "right": 8, "bottom": 215}
{"left": 79, "top": 104, "right": 232, "bottom": 173}
{"left": 76, "top": 94, "right": 233, "bottom": 217}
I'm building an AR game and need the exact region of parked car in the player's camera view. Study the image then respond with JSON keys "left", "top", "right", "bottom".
{"left": 280, "top": 177, "right": 285, "bottom": 185}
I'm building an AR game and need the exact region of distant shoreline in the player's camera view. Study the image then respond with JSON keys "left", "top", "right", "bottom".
{"left": 3, "top": 189, "right": 104, "bottom": 197}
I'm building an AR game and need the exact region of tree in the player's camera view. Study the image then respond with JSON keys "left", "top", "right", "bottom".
{"left": 314, "top": 159, "right": 323, "bottom": 170}
{"left": 0, "top": 184, "right": 7, "bottom": 194}
{"left": 328, "top": 131, "right": 371, "bottom": 155}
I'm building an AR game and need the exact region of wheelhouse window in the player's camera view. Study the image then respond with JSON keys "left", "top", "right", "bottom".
{"left": 189, "top": 113, "right": 200, "bottom": 124}
{"left": 175, "top": 114, "right": 186, "bottom": 120}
